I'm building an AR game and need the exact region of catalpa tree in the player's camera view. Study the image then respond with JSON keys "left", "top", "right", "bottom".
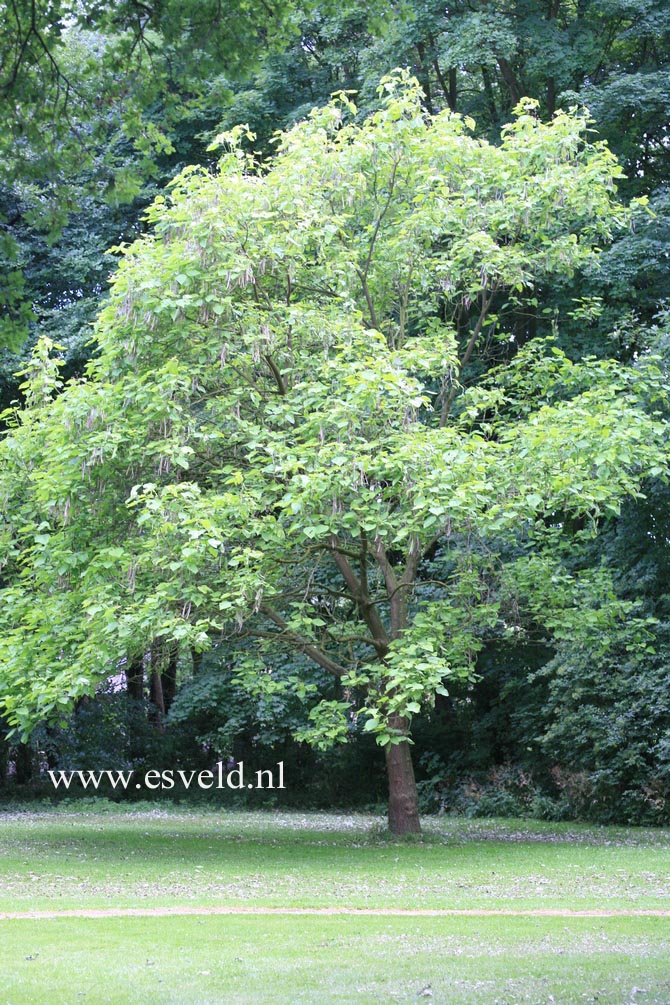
{"left": 1, "top": 73, "right": 667, "bottom": 832}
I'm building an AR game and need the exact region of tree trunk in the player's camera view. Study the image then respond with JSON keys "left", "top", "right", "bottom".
{"left": 331, "top": 536, "right": 422, "bottom": 835}
{"left": 150, "top": 649, "right": 166, "bottom": 731}
{"left": 385, "top": 716, "right": 421, "bottom": 835}
{"left": 126, "top": 656, "right": 144, "bottom": 701}
{"left": 0, "top": 730, "right": 8, "bottom": 786}
{"left": 161, "top": 646, "right": 178, "bottom": 714}
{"left": 547, "top": 76, "right": 556, "bottom": 117}
{"left": 480, "top": 65, "right": 498, "bottom": 124}
{"left": 497, "top": 57, "right": 521, "bottom": 108}
{"left": 12, "top": 741, "right": 33, "bottom": 785}
{"left": 191, "top": 647, "right": 203, "bottom": 674}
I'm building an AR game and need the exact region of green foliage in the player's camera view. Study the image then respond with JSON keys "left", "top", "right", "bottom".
{"left": 226, "top": 0, "right": 670, "bottom": 188}
{"left": 0, "top": 231, "right": 34, "bottom": 352}
{"left": 1, "top": 0, "right": 669, "bottom": 829}
{"left": 0, "top": 0, "right": 296, "bottom": 195}
{"left": 34, "top": 693, "right": 167, "bottom": 776}
{"left": 0, "top": 1, "right": 299, "bottom": 352}
{"left": 5, "top": 0, "right": 670, "bottom": 372}
{"left": 0, "top": 78, "right": 666, "bottom": 770}
{"left": 522, "top": 624, "right": 670, "bottom": 824}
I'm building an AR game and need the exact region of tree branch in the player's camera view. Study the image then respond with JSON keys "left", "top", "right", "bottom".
{"left": 372, "top": 534, "right": 398, "bottom": 598}
{"left": 497, "top": 57, "right": 522, "bottom": 106}
{"left": 329, "top": 534, "right": 389, "bottom": 647}
{"left": 401, "top": 535, "right": 422, "bottom": 590}
{"left": 265, "top": 354, "right": 286, "bottom": 395}
{"left": 432, "top": 57, "right": 456, "bottom": 112}
{"left": 440, "top": 287, "right": 495, "bottom": 426}
{"left": 356, "top": 155, "right": 400, "bottom": 332}
{"left": 258, "top": 603, "right": 348, "bottom": 676}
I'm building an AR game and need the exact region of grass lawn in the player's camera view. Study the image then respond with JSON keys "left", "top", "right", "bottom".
{"left": 0, "top": 804, "right": 668, "bottom": 1003}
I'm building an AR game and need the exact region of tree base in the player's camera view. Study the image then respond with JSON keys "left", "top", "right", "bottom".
{"left": 385, "top": 724, "right": 421, "bottom": 835}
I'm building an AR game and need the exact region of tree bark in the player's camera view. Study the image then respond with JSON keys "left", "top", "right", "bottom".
{"left": 415, "top": 42, "right": 434, "bottom": 115}
{"left": 369, "top": 537, "right": 423, "bottom": 834}
{"left": 481, "top": 65, "right": 498, "bottom": 123}
{"left": 12, "top": 741, "right": 32, "bottom": 784}
{"left": 0, "top": 732, "right": 7, "bottom": 786}
{"left": 545, "top": 0, "right": 560, "bottom": 117}
{"left": 161, "top": 646, "right": 178, "bottom": 714}
{"left": 150, "top": 648, "right": 166, "bottom": 731}
{"left": 497, "top": 57, "right": 521, "bottom": 107}
{"left": 432, "top": 56, "right": 457, "bottom": 112}
{"left": 126, "top": 656, "right": 144, "bottom": 701}
{"left": 385, "top": 716, "right": 421, "bottom": 835}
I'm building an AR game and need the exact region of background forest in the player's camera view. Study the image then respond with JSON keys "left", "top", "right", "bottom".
{"left": 1, "top": 0, "right": 670, "bottom": 828}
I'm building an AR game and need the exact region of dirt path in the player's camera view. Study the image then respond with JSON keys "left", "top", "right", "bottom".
{"left": 1, "top": 907, "right": 669, "bottom": 920}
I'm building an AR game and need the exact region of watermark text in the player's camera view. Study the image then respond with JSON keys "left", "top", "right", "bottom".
{"left": 47, "top": 760, "right": 285, "bottom": 793}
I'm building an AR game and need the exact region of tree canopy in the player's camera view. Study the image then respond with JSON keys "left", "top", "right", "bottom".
{"left": 1, "top": 74, "right": 668, "bottom": 831}
{"left": 0, "top": 0, "right": 298, "bottom": 352}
